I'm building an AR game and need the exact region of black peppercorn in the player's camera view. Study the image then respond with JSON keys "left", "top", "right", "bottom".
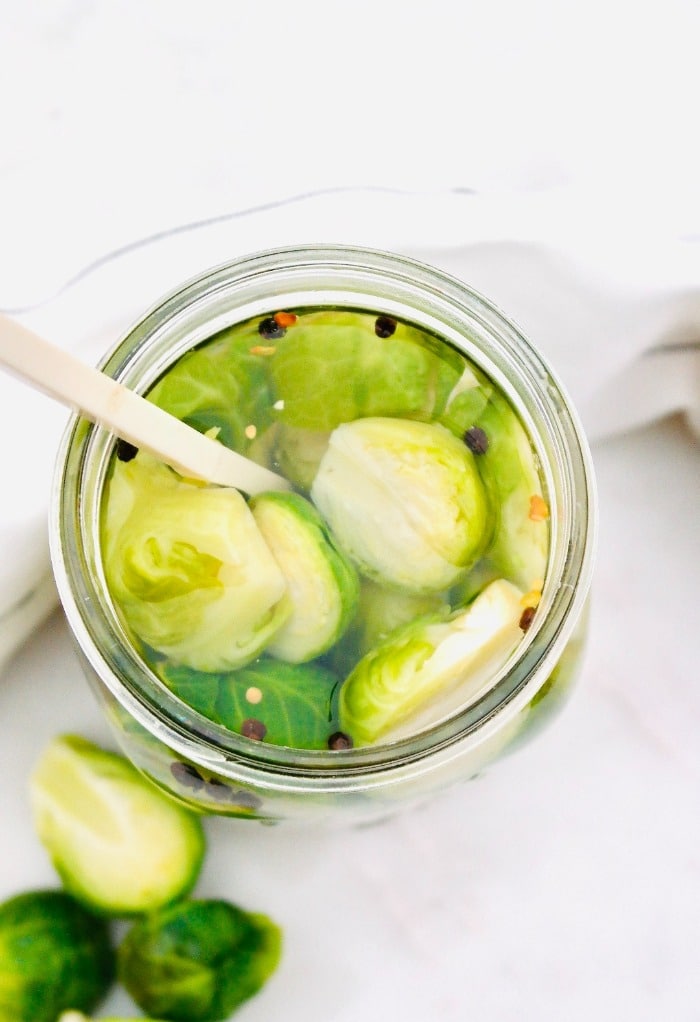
{"left": 258, "top": 316, "right": 286, "bottom": 340}
{"left": 463, "top": 426, "right": 489, "bottom": 455}
{"left": 375, "top": 315, "right": 397, "bottom": 338}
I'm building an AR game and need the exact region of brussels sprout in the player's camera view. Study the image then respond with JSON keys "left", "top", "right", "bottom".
{"left": 160, "top": 658, "right": 342, "bottom": 750}
{"left": 0, "top": 890, "right": 115, "bottom": 1022}
{"left": 30, "top": 735, "right": 205, "bottom": 916}
{"left": 147, "top": 321, "right": 274, "bottom": 454}
{"left": 117, "top": 899, "right": 282, "bottom": 1021}
{"left": 250, "top": 492, "right": 359, "bottom": 663}
{"left": 269, "top": 309, "right": 460, "bottom": 431}
{"left": 101, "top": 451, "right": 290, "bottom": 672}
{"left": 339, "top": 579, "right": 525, "bottom": 744}
{"left": 273, "top": 423, "right": 330, "bottom": 491}
{"left": 311, "top": 417, "right": 490, "bottom": 593}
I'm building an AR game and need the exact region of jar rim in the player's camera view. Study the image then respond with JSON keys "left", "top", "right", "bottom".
{"left": 50, "top": 244, "right": 597, "bottom": 777}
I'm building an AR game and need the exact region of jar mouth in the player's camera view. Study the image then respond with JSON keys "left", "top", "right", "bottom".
{"left": 50, "top": 244, "right": 597, "bottom": 776}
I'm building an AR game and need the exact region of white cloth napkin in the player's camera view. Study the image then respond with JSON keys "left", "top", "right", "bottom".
{"left": 1, "top": 186, "right": 698, "bottom": 672}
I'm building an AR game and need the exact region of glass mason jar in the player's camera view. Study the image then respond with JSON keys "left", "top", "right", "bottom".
{"left": 50, "top": 246, "right": 596, "bottom": 825}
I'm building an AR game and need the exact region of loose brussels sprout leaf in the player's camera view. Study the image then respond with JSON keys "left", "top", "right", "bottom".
{"left": 438, "top": 363, "right": 493, "bottom": 437}
{"left": 339, "top": 579, "right": 524, "bottom": 745}
{"left": 30, "top": 735, "right": 205, "bottom": 916}
{"left": 0, "top": 890, "right": 114, "bottom": 1022}
{"left": 473, "top": 391, "right": 549, "bottom": 591}
{"left": 269, "top": 310, "right": 460, "bottom": 431}
{"left": 440, "top": 371, "right": 549, "bottom": 592}
{"left": 311, "top": 417, "right": 490, "bottom": 593}
{"left": 117, "top": 899, "right": 282, "bottom": 1021}
{"left": 273, "top": 423, "right": 330, "bottom": 492}
{"left": 102, "top": 451, "right": 290, "bottom": 672}
{"left": 160, "top": 658, "right": 342, "bottom": 750}
{"left": 146, "top": 322, "right": 274, "bottom": 455}
{"left": 251, "top": 492, "right": 359, "bottom": 663}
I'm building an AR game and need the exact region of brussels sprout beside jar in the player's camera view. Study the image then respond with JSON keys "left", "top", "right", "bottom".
{"left": 50, "top": 246, "right": 595, "bottom": 825}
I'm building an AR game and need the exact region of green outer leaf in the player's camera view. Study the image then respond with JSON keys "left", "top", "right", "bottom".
{"left": 146, "top": 321, "right": 274, "bottom": 454}
{"left": 117, "top": 899, "right": 282, "bottom": 1022}
{"left": 161, "top": 658, "right": 342, "bottom": 750}
{"left": 0, "top": 890, "right": 115, "bottom": 1022}
{"left": 269, "top": 310, "right": 460, "bottom": 430}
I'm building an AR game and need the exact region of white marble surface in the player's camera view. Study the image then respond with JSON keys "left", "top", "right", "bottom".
{"left": 1, "top": 4, "right": 699, "bottom": 1020}
{"left": 1, "top": 416, "right": 699, "bottom": 1021}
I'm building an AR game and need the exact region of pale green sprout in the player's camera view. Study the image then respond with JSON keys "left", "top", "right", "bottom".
{"left": 339, "top": 579, "right": 525, "bottom": 745}
{"left": 311, "top": 417, "right": 490, "bottom": 593}
{"left": 30, "top": 735, "right": 205, "bottom": 916}
{"left": 251, "top": 492, "right": 359, "bottom": 663}
{"left": 102, "top": 451, "right": 290, "bottom": 672}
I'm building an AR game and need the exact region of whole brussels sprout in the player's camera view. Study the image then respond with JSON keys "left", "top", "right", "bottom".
{"left": 101, "top": 450, "right": 290, "bottom": 672}
{"left": 0, "top": 890, "right": 115, "bottom": 1022}
{"left": 30, "top": 735, "right": 205, "bottom": 916}
{"left": 118, "top": 899, "right": 282, "bottom": 1021}
{"left": 251, "top": 491, "right": 359, "bottom": 663}
{"left": 311, "top": 417, "right": 490, "bottom": 593}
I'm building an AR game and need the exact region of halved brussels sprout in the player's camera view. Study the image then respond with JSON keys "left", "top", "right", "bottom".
{"left": 251, "top": 492, "right": 359, "bottom": 663}
{"left": 0, "top": 890, "right": 115, "bottom": 1022}
{"left": 117, "top": 899, "right": 282, "bottom": 1021}
{"left": 339, "top": 579, "right": 525, "bottom": 745}
{"left": 102, "top": 451, "right": 290, "bottom": 672}
{"left": 160, "top": 658, "right": 342, "bottom": 750}
{"left": 146, "top": 321, "right": 274, "bottom": 455}
{"left": 311, "top": 417, "right": 490, "bottom": 593}
{"left": 269, "top": 310, "right": 460, "bottom": 431}
{"left": 30, "top": 735, "right": 205, "bottom": 916}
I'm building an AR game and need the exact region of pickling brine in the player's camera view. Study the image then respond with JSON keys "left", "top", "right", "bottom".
{"left": 52, "top": 247, "right": 595, "bottom": 823}
{"left": 100, "top": 307, "right": 551, "bottom": 752}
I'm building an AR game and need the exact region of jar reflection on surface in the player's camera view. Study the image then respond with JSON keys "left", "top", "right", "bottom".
{"left": 50, "top": 246, "right": 596, "bottom": 825}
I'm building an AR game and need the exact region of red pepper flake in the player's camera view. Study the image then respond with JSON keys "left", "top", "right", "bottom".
{"left": 529, "top": 495, "right": 550, "bottom": 522}
{"left": 328, "top": 731, "right": 353, "bottom": 750}
{"left": 249, "top": 344, "right": 277, "bottom": 356}
{"left": 519, "top": 606, "right": 537, "bottom": 632}
{"left": 241, "top": 718, "right": 267, "bottom": 741}
{"left": 274, "top": 311, "right": 297, "bottom": 328}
